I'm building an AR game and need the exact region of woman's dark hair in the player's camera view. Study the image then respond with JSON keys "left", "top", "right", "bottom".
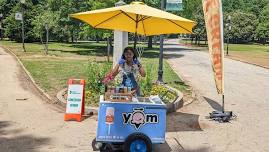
{"left": 121, "top": 47, "right": 137, "bottom": 60}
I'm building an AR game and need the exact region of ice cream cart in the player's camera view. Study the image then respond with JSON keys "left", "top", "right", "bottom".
{"left": 92, "top": 87, "right": 166, "bottom": 152}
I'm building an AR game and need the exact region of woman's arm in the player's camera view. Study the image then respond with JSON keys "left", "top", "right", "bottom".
{"left": 111, "top": 64, "right": 120, "bottom": 77}
{"left": 138, "top": 65, "right": 146, "bottom": 77}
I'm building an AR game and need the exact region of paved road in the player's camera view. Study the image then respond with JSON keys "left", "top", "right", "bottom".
{"left": 164, "top": 39, "right": 269, "bottom": 152}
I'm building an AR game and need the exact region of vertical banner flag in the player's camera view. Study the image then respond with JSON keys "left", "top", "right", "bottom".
{"left": 166, "top": 0, "right": 183, "bottom": 11}
{"left": 202, "top": 0, "right": 224, "bottom": 94}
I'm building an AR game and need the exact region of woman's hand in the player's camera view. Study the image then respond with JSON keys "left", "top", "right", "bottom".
{"left": 133, "top": 58, "right": 140, "bottom": 66}
{"left": 130, "top": 89, "right": 137, "bottom": 96}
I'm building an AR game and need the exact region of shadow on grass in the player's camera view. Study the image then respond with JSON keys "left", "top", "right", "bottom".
{"left": 204, "top": 97, "right": 222, "bottom": 111}
{"left": 48, "top": 42, "right": 108, "bottom": 56}
{"left": 47, "top": 41, "right": 199, "bottom": 59}
{"left": 49, "top": 48, "right": 107, "bottom": 56}
{"left": 0, "top": 121, "right": 50, "bottom": 152}
{"left": 163, "top": 47, "right": 200, "bottom": 52}
{"left": 166, "top": 111, "right": 202, "bottom": 132}
{"left": 143, "top": 48, "right": 185, "bottom": 59}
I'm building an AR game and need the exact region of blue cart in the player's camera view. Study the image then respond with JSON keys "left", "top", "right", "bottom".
{"left": 92, "top": 95, "right": 166, "bottom": 152}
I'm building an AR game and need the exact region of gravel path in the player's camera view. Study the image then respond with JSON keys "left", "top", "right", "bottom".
{"left": 164, "top": 39, "right": 269, "bottom": 152}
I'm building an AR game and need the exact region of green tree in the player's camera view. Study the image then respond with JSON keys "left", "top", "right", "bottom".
{"left": 222, "top": 0, "right": 245, "bottom": 13}
{"left": 226, "top": 11, "right": 257, "bottom": 43}
{"left": 32, "top": 11, "right": 59, "bottom": 54}
{"left": 3, "top": 0, "right": 44, "bottom": 42}
{"left": 256, "top": 3, "right": 269, "bottom": 44}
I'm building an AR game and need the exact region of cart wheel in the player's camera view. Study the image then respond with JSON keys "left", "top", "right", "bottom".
{"left": 100, "top": 143, "right": 113, "bottom": 152}
{"left": 123, "top": 133, "right": 152, "bottom": 152}
{"left": 92, "top": 138, "right": 104, "bottom": 151}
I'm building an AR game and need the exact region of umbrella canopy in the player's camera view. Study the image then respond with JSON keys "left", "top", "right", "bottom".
{"left": 70, "top": 1, "right": 196, "bottom": 36}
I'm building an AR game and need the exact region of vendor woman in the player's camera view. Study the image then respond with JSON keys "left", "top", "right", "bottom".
{"left": 111, "top": 47, "right": 146, "bottom": 96}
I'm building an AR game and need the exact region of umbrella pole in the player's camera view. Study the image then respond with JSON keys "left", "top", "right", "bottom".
{"left": 134, "top": 32, "right": 137, "bottom": 50}
{"left": 134, "top": 15, "right": 139, "bottom": 54}
{"left": 157, "top": 0, "right": 165, "bottom": 83}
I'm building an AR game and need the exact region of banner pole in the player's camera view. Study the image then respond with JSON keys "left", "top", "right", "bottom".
{"left": 220, "top": 0, "right": 225, "bottom": 112}
{"left": 222, "top": 94, "right": 225, "bottom": 112}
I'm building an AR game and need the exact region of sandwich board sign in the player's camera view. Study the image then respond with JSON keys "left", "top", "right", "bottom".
{"left": 64, "top": 79, "right": 85, "bottom": 122}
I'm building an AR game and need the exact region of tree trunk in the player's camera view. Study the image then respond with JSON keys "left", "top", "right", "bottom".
{"left": 191, "top": 36, "right": 193, "bottom": 45}
{"left": 45, "top": 25, "right": 49, "bottom": 55}
{"left": 76, "top": 29, "right": 79, "bottom": 43}
{"left": 96, "top": 35, "right": 100, "bottom": 43}
{"left": 71, "top": 29, "right": 74, "bottom": 43}
{"left": 262, "top": 38, "right": 266, "bottom": 45}
{"left": 39, "top": 31, "right": 46, "bottom": 52}
{"left": 148, "top": 36, "right": 153, "bottom": 49}
{"left": 109, "top": 37, "right": 113, "bottom": 48}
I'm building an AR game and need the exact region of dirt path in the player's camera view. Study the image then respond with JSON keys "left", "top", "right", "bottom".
{"left": 0, "top": 47, "right": 97, "bottom": 152}
{"left": 164, "top": 39, "right": 269, "bottom": 152}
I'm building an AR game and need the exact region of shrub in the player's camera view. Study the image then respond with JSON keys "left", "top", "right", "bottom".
{"left": 85, "top": 61, "right": 111, "bottom": 105}
{"left": 139, "top": 64, "right": 153, "bottom": 96}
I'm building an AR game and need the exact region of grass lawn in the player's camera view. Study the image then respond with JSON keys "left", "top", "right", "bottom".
{"left": 179, "top": 39, "right": 269, "bottom": 68}
{"left": 0, "top": 40, "right": 190, "bottom": 105}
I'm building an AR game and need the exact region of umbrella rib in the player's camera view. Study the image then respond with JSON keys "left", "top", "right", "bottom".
{"left": 167, "top": 19, "right": 192, "bottom": 33}
{"left": 120, "top": 10, "right": 136, "bottom": 22}
{"left": 93, "top": 12, "right": 123, "bottom": 28}
{"left": 138, "top": 16, "right": 151, "bottom": 22}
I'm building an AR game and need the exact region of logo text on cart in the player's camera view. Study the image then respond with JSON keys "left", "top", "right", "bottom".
{"left": 122, "top": 108, "right": 158, "bottom": 130}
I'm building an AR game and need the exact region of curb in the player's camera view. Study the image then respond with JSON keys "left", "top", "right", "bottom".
{"left": 56, "top": 85, "right": 184, "bottom": 115}
{"left": 226, "top": 56, "right": 269, "bottom": 69}
{"left": 178, "top": 42, "right": 269, "bottom": 70}
{"left": 1, "top": 45, "right": 56, "bottom": 104}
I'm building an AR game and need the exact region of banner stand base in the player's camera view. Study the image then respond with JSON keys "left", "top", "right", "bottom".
{"left": 209, "top": 110, "right": 234, "bottom": 123}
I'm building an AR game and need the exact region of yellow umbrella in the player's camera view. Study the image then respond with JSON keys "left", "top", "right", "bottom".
{"left": 70, "top": 1, "right": 196, "bottom": 36}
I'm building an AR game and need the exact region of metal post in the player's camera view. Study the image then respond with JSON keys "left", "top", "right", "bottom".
{"left": 222, "top": 94, "right": 225, "bottom": 112}
{"left": 21, "top": 0, "right": 26, "bottom": 52}
{"left": 0, "top": 13, "right": 3, "bottom": 40}
{"left": 134, "top": 15, "right": 138, "bottom": 51}
{"left": 226, "top": 35, "right": 229, "bottom": 55}
{"left": 157, "top": 0, "right": 165, "bottom": 83}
